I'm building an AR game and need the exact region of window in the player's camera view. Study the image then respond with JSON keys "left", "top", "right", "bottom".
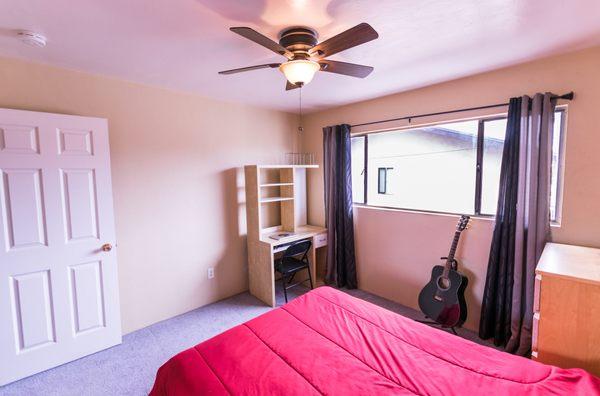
{"left": 377, "top": 167, "right": 393, "bottom": 194}
{"left": 351, "top": 109, "right": 566, "bottom": 221}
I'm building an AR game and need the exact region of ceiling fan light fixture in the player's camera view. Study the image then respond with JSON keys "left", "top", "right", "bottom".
{"left": 220, "top": 24, "right": 378, "bottom": 91}
{"left": 279, "top": 60, "right": 320, "bottom": 86}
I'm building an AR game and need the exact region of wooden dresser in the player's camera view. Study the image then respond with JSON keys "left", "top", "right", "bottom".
{"left": 533, "top": 243, "right": 600, "bottom": 376}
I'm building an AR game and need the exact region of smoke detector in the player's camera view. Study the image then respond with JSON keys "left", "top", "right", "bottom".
{"left": 17, "top": 31, "right": 47, "bottom": 47}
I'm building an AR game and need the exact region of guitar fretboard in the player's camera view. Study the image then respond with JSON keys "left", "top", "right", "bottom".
{"left": 442, "top": 231, "right": 463, "bottom": 278}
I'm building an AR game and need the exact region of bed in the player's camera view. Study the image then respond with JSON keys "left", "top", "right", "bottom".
{"left": 150, "top": 287, "right": 600, "bottom": 395}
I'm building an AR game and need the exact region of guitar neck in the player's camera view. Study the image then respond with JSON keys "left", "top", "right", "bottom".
{"left": 443, "top": 231, "right": 462, "bottom": 275}
{"left": 447, "top": 231, "right": 462, "bottom": 261}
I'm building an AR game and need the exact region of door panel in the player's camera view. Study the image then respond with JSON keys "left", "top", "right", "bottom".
{"left": 1, "top": 168, "right": 48, "bottom": 250}
{"left": 69, "top": 261, "right": 105, "bottom": 334}
{"left": 58, "top": 129, "right": 94, "bottom": 156}
{"left": 0, "top": 108, "right": 121, "bottom": 385}
{"left": 61, "top": 169, "right": 99, "bottom": 242}
{"left": 0, "top": 125, "right": 40, "bottom": 154}
{"left": 10, "top": 270, "right": 56, "bottom": 352}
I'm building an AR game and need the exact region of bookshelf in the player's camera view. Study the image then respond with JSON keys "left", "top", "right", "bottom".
{"left": 244, "top": 164, "right": 325, "bottom": 306}
{"left": 245, "top": 164, "right": 315, "bottom": 237}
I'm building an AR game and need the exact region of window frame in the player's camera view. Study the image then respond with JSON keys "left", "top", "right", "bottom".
{"left": 352, "top": 108, "right": 567, "bottom": 222}
{"left": 551, "top": 107, "right": 567, "bottom": 224}
{"left": 475, "top": 115, "right": 507, "bottom": 217}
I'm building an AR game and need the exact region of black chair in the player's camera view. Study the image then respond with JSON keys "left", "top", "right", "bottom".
{"left": 275, "top": 240, "right": 313, "bottom": 303}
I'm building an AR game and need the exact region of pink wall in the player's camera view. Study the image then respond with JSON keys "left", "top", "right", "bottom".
{"left": 302, "top": 46, "right": 600, "bottom": 331}
{"left": 355, "top": 208, "right": 493, "bottom": 330}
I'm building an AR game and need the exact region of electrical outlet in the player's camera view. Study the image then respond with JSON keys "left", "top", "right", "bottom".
{"left": 207, "top": 267, "right": 215, "bottom": 279}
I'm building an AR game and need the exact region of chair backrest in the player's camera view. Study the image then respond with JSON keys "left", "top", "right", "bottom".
{"left": 283, "top": 240, "right": 312, "bottom": 260}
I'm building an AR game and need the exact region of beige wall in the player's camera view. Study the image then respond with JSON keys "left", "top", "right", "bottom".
{"left": 0, "top": 57, "right": 297, "bottom": 334}
{"left": 302, "top": 46, "right": 600, "bottom": 331}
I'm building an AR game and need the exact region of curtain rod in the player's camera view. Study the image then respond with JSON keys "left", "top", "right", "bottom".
{"left": 350, "top": 91, "right": 574, "bottom": 128}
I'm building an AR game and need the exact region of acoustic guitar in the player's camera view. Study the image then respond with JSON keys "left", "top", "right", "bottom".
{"left": 418, "top": 215, "right": 470, "bottom": 328}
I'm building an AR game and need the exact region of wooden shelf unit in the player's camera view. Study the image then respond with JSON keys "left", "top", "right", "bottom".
{"left": 245, "top": 165, "right": 315, "bottom": 234}
{"left": 244, "top": 164, "right": 324, "bottom": 306}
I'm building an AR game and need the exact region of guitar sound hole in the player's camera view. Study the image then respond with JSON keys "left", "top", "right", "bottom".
{"left": 437, "top": 276, "right": 451, "bottom": 291}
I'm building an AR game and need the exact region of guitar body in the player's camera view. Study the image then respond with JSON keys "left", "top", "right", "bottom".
{"left": 418, "top": 264, "right": 468, "bottom": 328}
{"left": 417, "top": 215, "right": 470, "bottom": 329}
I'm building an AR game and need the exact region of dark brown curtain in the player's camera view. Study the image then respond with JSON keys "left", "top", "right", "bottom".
{"left": 323, "top": 124, "right": 357, "bottom": 288}
{"left": 479, "top": 93, "right": 556, "bottom": 355}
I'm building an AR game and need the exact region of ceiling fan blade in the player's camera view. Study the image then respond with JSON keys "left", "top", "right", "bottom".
{"left": 230, "top": 27, "right": 293, "bottom": 59}
{"left": 218, "top": 63, "right": 281, "bottom": 75}
{"left": 286, "top": 81, "right": 300, "bottom": 91}
{"left": 310, "top": 23, "right": 378, "bottom": 59}
{"left": 319, "top": 60, "right": 373, "bottom": 78}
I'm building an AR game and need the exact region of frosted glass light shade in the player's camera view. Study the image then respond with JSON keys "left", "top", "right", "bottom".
{"left": 279, "top": 60, "right": 320, "bottom": 85}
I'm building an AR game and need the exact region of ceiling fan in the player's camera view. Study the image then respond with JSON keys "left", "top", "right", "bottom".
{"left": 218, "top": 23, "right": 379, "bottom": 90}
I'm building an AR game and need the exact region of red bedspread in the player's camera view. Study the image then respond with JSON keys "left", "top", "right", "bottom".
{"left": 150, "top": 287, "right": 600, "bottom": 395}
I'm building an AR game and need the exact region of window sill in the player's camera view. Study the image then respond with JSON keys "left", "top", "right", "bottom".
{"left": 352, "top": 203, "right": 562, "bottom": 228}
{"left": 352, "top": 203, "right": 495, "bottom": 221}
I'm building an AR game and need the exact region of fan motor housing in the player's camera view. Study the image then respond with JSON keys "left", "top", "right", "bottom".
{"left": 279, "top": 27, "right": 318, "bottom": 55}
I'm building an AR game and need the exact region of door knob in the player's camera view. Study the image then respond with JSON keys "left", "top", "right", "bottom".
{"left": 101, "top": 243, "right": 113, "bottom": 252}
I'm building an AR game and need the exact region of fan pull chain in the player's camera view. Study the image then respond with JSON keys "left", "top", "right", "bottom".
{"left": 298, "top": 86, "right": 304, "bottom": 133}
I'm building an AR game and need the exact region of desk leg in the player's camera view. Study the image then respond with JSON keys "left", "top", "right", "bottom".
{"left": 248, "top": 241, "right": 275, "bottom": 307}
{"left": 308, "top": 238, "right": 317, "bottom": 288}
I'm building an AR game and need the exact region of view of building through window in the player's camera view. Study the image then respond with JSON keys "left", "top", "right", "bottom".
{"left": 351, "top": 110, "right": 565, "bottom": 221}
{"left": 377, "top": 167, "right": 392, "bottom": 194}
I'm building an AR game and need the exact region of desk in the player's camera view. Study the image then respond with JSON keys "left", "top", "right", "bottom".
{"left": 249, "top": 225, "right": 327, "bottom": 306}
{"left": 244, "top": 164, "right": 325, "bottom": 307}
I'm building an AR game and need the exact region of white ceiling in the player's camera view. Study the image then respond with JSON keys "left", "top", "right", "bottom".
{"left": 1, "top": 0, "right": 600, "bottom": 113}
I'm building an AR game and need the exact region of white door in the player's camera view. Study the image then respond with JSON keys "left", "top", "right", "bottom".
{"left": 0, "top": 108, "right": 121, "bottom": 385}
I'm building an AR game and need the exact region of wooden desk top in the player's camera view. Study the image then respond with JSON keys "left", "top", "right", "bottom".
{"left": 260, "top": 225, "right": 326, "bottom": 246}
{"left": 536, "top": 243, "right": 600, "bottom": 285}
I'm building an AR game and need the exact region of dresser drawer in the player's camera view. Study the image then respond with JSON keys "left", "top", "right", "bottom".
{"left": 314, "top": 232, "right": 328, "bottom": 248}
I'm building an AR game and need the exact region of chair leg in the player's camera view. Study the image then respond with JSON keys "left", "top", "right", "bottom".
{"left": 282, "top": 275, "right": 288, "bottom": 303}
{"left": 307, "top": 266, "right": 314, "bottom": 290}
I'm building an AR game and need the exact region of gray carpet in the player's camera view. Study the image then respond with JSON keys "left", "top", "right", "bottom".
{"left": 0, "top": 285, "right": 494, "bottom": 395}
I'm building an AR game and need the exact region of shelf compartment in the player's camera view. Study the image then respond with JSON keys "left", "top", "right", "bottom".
{"left": 260, "top": 182, "right": 294, "bottom": 188}
{"left": 260, "top": 197, "right": 294, "bottom": 203}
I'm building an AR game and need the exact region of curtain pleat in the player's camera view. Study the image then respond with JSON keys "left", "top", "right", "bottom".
{"left": 479, "top": 94, "right": 556, "bottom": 355}
{"left": 479, "top": 97, "right": 522, "bottom": 347}
{"left": 323, "top": 124, "right": 357, "bottom": 288}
